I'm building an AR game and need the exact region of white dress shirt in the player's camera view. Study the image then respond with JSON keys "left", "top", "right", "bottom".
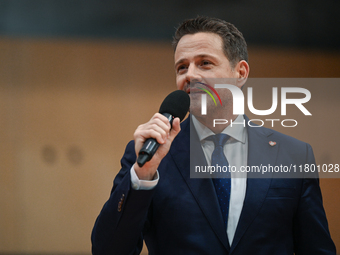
{"left": 192, "top": 115, "right": 247, "bottom": 244}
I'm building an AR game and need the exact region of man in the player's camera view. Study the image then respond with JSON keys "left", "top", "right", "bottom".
{"left": 91, "top": 16, "right": 336, "bottom": 254}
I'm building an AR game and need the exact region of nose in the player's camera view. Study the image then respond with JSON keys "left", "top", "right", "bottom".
{"left": 186, "top": 64, "right": 201, "bottom": 84}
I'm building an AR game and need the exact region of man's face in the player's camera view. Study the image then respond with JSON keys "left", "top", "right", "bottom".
{"left": 174, "top": 32, "right": 240, "bottom": 116}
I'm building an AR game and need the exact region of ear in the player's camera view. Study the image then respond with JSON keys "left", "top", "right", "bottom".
{"left": 234, "top": 60, "right": 249, "bottom": 88}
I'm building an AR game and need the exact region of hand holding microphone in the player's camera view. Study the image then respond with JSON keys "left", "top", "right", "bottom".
{"left": 133, "top": 90, "right": 190, "bottom": 180}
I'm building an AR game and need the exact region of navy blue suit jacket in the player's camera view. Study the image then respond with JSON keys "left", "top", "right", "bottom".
{"left": 92, "top": 116, "right": 336, "bottom": 255}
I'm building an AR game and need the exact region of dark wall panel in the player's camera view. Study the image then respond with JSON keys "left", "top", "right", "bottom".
{"left": 0, "top": 0, "right": 339, "bottom": 49}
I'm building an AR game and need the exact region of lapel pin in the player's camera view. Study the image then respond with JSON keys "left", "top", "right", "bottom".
{"left": 269, "top": 141, "right": 276, "bottom": 146}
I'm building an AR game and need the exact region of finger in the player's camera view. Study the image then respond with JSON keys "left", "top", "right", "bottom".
{"left": 151, "top": 113, "right": 171, "bottom": 129}
{"left": 168, "top": 117, "right": 181, "bottom": 141}
{"left": 134, "top": 116, "right": 171, "bottom": 146}
{"left": 140, "top": 120, "right": 170, "bottom": 143}
{"left": 135, "top": 126, "right": 168, "bottom": 145}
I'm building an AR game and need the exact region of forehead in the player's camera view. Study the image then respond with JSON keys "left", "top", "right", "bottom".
{"left": 174, "top": 32, "right": 224, "bottom": 62}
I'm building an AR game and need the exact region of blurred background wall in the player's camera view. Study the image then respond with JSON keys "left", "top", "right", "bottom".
{"left": 0, "top": 1, "right": 339, "bottom": 254}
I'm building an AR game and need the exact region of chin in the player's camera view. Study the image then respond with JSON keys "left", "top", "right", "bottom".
{"left": 189, "top": 105, "right": 200, "bottom": 116}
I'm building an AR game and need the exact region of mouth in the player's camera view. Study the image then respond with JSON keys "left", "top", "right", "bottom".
{"left": 189, "top": 88, "right": 206, "bottom": 94}
{"left": 184, "top": 83, "right": 207, "bottom": 95}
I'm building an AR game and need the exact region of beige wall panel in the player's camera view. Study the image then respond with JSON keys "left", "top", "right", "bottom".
{"left": 249, "top": 46, "right": 340, "bottom": 77}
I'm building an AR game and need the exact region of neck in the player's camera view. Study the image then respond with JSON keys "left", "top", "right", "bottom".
{"left": 194, "top": 111, "right": 239, "bottom": 134}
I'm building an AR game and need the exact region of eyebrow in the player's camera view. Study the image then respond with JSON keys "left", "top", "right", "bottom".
{"left": 174, "top": 59, "right": 186, "bottom": 69}
{"left": 174, "top": 54, "right": 218, "bottom": 69}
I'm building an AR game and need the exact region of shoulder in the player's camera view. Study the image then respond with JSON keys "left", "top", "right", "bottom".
{"left": 246, "top": 116, "right": 311, "bottom": 148}
{"left": 120, "top": 140, "right": 137, "bottom": 168}
{"left": 246, "top": 118, "right": 315, "bottom": 163}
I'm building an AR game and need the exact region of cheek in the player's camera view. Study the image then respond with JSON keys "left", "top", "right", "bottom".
{"left": 176, "top": 76, "right": 185, "bottom": 90}
{"left": 189, "top": 96, "right": 201, "bottom": 116}
{"left": 214, "top": 66, "right": 235, "bottom": 79}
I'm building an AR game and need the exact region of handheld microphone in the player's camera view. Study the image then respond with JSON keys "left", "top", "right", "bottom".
{"left": 137, "top": 90, "right": 190, "bottom": 167}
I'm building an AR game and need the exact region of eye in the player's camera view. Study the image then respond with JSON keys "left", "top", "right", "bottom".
{"left": 176, "top": 64, "right": 187, "bottom": 74}
{"left": 201, "top": 60, "right": 212, "bottom": 67}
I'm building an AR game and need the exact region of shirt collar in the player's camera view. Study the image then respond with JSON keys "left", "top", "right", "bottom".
{"left": 192, "top": 114, "right": 247, "bottom": 144}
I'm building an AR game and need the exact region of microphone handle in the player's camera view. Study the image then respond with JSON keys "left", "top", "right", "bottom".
{"left": 137, "top": 113, "right": 173, "bottom": 167}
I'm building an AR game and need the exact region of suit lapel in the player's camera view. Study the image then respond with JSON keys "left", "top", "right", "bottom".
{"left": 170, "top": 117, "right": 230, "bottom": 252}
{"left": 230, "top": 117, "right": 279, "bottom": 252}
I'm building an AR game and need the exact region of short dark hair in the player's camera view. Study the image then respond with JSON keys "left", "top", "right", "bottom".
{"left": 172, "top": 16, "right": 248, "bottom": 68}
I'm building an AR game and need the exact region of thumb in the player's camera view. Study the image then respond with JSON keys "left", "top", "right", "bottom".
{"left": 168, "top": 117, "right": 181, "bottom": 141}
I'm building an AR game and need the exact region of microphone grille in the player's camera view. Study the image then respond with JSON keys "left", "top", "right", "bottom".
{"left": 159, "top": 90, "right": 190, "bottom": 121}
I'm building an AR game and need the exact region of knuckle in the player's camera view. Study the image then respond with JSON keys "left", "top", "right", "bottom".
{"left": 150, "top": 123, "right": 158, "bottom": 130}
